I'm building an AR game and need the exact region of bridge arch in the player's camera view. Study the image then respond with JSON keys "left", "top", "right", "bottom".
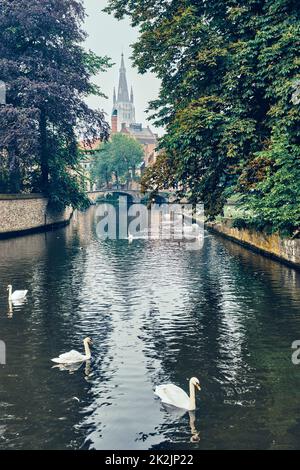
{"left": 88, "top": 189, "right": 169, "bottom": 205}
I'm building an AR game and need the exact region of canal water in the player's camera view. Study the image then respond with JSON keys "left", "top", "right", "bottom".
{"left": 0, "top": 207, "right": 299, "bottom": 450}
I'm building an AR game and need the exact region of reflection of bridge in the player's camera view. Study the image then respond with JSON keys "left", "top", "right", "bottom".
{"left": 88, "top": 189, "right": 171, "bottom": 204}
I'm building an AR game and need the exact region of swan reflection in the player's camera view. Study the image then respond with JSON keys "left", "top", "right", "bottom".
{"left": 163, "top": 405, "right": 200, "bottom": 443}
{"left": 52, "top": 360, "right": 92, "bottom": 376}
{"left": 7, "top": 298, "right": 27, "bottom": 317}
{"left": 7, "top": 300, "right": 13, "bottom": 318}
{"left": 189, "top": 411, "right": 200, "bottom": 443}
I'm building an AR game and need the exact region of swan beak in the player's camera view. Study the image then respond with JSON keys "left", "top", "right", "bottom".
{"left": 196, "top": 384, "right": 201, "bottom": 391}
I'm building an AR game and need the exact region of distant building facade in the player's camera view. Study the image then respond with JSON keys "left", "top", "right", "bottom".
{"left": 78, "top": 139, "right": 101, "bottom": 192}
{"left": 79, "top": 54, "right": 160, "bottom": 192}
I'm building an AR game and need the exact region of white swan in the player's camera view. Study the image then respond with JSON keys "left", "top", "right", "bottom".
{"left": 51, "top": 337, "right": 93, "bottom": 364}
{"left": 154, "top": 377, "right": 201, "bottom": 411}
{"left": 7, "top": 285, "right": 28, "bottom": 302}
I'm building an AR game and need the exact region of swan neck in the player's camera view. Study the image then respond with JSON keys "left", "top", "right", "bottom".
{"left": 189, "top": 380, "right": 196, "bottom": 410}
{"left": 84, "top": 341, "right": 91, "bottom": 359}
{"left": 8, "top": 286, "right": 12, "bottom": 300}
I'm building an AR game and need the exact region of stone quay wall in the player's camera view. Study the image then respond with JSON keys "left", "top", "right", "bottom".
{"left": 0, "top": 194, "right": 73, "bottom": 238}
{"left": 206, "top": 218, "right": 300, "bottom": 269}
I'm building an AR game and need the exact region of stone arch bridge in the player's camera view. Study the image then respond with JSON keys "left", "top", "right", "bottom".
{"left": 88, "top": 189, "right": 172, "bottom": 204}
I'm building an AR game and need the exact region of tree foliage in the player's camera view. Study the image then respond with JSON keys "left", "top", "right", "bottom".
{"left": 92, "top": 133, "right": 144, "bottom": 188}
{"left": 106, "top": 0, "right": 300, "bottom": 235}
{"left": 0, "top": 0, "right": 111, "bottom": 209}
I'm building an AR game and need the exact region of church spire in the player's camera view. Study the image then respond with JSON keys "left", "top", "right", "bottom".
{"left": 117, "top": 53, "right": 130, "bottom": 102}
{"left": 121, "top": 52, "right": 125, "bottom": 70}
{"left": 113, "top": 53, "right": 136, "bottom": 130}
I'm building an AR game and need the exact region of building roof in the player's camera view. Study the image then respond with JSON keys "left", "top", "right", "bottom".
{"left": 123, "top": 123, "right": 158, "bottom": 145}
{"left": 78, "top": 139, "right": 101, "bottom": 152}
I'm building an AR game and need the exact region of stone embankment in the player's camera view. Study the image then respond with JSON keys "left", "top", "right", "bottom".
{"left": 0, "top": 194, "right": 73, "bottom": 238}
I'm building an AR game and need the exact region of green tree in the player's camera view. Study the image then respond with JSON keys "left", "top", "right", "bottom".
{"left": 0, "top": 0, "right": 111, "bottom": 209}
{"left": 92, "top": 133, "right": 144, "bottom": 189}
{"left": 106, "top": 0, "right": 300, "bottom": 234}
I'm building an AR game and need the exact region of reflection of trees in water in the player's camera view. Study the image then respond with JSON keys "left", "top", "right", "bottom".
{"left": 219, "top": 236, "right": 300, "bottom": 303}
{"left": 137, "top": 235, "right": 300, "bottom": 448}
{"left": 0, "top": 213, "right": 113, "bottom": 449}
{"left": 139, "top": 237, "right": 248, "bottom": 385}
{"left": 92, "top": 206, "right": 148, "bottom": 321}
{"left": 1, "top": 208, "right": 300, "bottom": 448}
{"left": 214, "top": 236, "right": 300, "bottom": 445}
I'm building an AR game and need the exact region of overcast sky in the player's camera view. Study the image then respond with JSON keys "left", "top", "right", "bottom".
{"left": 83, "top": 0, "right": 163, "bottom": 135}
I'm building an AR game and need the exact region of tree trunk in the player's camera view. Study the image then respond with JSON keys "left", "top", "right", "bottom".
{"left": 8, "top": 151, "right": 21, "bottom": 193}
{"left": 114, "top": 172, "right": 119, "bottom": 189}
{"left": 40, "top": 109, "right": 49, "bottom": 192}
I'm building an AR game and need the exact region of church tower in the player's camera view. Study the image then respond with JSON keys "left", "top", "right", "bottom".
{"left": 112, "top": 54, "right": 136, "bottom": 132}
